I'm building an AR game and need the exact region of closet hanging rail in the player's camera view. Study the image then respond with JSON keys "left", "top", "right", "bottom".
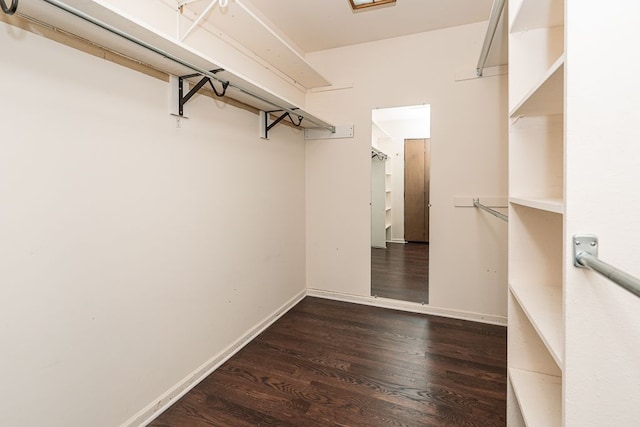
{"left": 473, "top": 198, "right": 508, "bottom": 222}
{"left": 573, "top": 235, "right": 640, "bottom": 298}
{"left": 371, "top": 147, "right": 388, "bottom": 161}
{"left": 38, "top": 0, "right": 335, "bottom": 133}
{"left": 476, "top": 0, "right": 505, "bottom": 77}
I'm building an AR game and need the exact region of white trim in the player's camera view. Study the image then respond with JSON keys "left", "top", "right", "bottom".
{"left": 389, "top": 239, "right": 407, "bottom": 244}
{"left": 122, "top": 289, "right": 307, "bottom": 427}
{"left": 306, "top": 289, "right": 507, "bottom": 326}
{"left": 124, "top": 287, "right": 505, "bottom": 426}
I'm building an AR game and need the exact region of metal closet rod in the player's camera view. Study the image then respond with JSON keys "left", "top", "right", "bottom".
{"left": 39, "top": 0, "right": 335, "bottom": 132}
{"left": 476, "top": 0, "right": 505, "bottom": 77}
{"left": 574, "top": 235, "right": 640, "bottom": 299}
{"left": 473, "top": 198, "right": 508, "bottom": 222}
{"left": 371, "top": 147, "right": 387, "bottom": 161}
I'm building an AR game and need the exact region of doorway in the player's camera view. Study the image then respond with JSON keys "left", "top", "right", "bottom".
{"left": 370, "top": 105, "right": 431, "bottom": 304}
{"left": 404, "top": 138, "right": 431, "bottom": 243}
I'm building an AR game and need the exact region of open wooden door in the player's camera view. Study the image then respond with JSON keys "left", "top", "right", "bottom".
{"left": 404, "top": 138, "right": 430, "bottom": 242}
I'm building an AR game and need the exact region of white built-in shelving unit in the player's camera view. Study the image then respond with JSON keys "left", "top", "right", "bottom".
{"left": 371, "top": 147, "right": 390, "bottom": 249}
{"left": 507, "top": 0, "right": 565, "bottom": 424}
{"left": 372, "top": 121, "right": 393, "bottom": 247}
{"left": 385, "top": 171, "right": 392, "bottom": 242}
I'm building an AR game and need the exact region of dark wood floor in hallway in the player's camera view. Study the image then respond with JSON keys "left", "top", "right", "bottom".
{"left": 150, "top": 297, "right": 507, "bottom": 427}
{"left": 372, "top": 242, "right": 429, "bottom": 303}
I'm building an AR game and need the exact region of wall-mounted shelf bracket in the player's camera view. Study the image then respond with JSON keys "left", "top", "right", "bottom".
{"left": 0, "top": 0, "right": 18, "bottom": 15}
{"left": 178, "top": 0, "right": 229, "bottom": 41}
{"left": 178, "top": 69, "right": 228, "bottom": 116}
{"left": 259, "top": 110, "right": 303, "bottom": 140}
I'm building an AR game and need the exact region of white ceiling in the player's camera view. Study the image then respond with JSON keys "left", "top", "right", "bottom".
{"left": 373, "top": 104, "right": 431, "bottom": 139}
{"left": 245, "top": 0, "right": 495, "bottom": 53}
{"left": 373, "top": 104, "right": 430, "bottom": 123}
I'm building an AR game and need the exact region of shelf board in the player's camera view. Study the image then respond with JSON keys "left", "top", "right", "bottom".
{"left": 510, "top": 196, "right": 563, "bottom": 214}
{"left": 510, "top": 0, "right": 564, "bottom": 33}
{"left": 510, "top": 55, "right": 565, "bottom": 118}
{"left": 509, "top": 368, "right": 562, "bottom": 427}
{"left": 16, "top": 0, "right": 333, "bottom": 130}
{"left": 190, "top": 0, "right": 330, "bottom": 89}
{"left": 510, "top": 283, "right": 563, "bottom": 367}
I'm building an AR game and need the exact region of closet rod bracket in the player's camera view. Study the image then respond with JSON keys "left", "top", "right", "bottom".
{"left": 259, "top": 110, "right": 303, "bottom": 140}
{"left": 0, "top": 0, "right": 18, "bottom": 15}
{"left": 177, "top": 69, "right": 228, "bottom": 116}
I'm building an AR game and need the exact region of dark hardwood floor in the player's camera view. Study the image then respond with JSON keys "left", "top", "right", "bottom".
{"left": 371, "top": 242, "right": 429, "bottom": 304}
{"left": 150, "top": 297, "right": 507, "bottom": 427}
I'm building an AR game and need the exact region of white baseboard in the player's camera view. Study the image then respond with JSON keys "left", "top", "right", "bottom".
{"left": 306, "top": 289, "right": 507, "bottom": 326}
{"left": 122, "top": 288, "right": 307, "bottom": 427}
{"left": 123, "top": 287, "right": 504, "bottom": 426}
{"left": 389, "top": 239, "right": 406, "bottom": 244}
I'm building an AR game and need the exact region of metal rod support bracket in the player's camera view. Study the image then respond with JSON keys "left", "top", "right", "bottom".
{"left": 179, "top": 0, "right": 228, "bottom": 42}
{"left": 259, "top": 110, "right": 303, "bottom": 140}
{"left": 573, "top": 234, "right": 598, "bottom": 267}
{"left": 178, "top": 69, "right": 227, "bottom": 116}
{"left": 573, "top": 234, "right": 640, "bottom": 299}
{"left": 0, "top": 0, "right": 18, "bottom": 15}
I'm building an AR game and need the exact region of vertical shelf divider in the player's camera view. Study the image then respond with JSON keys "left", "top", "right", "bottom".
{"left": 507, "top": 0, "right": 565, "bottom": 424}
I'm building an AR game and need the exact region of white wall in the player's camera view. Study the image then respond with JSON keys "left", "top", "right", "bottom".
{"left": 564, "top": 2, "right": 640, "bottom": 425}
{"left": 305, "top": 22, "right": 508, "bottom": 317}
{"left": 0, "top": 19, "right": 305, "bottom": 427}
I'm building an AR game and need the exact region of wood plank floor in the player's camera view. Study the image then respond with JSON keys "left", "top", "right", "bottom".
{"left": 150, "top": 297, "right": 507, "bottom": 426}
{"left": 371, "top": 242, "right": 429, "bottom": 304}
